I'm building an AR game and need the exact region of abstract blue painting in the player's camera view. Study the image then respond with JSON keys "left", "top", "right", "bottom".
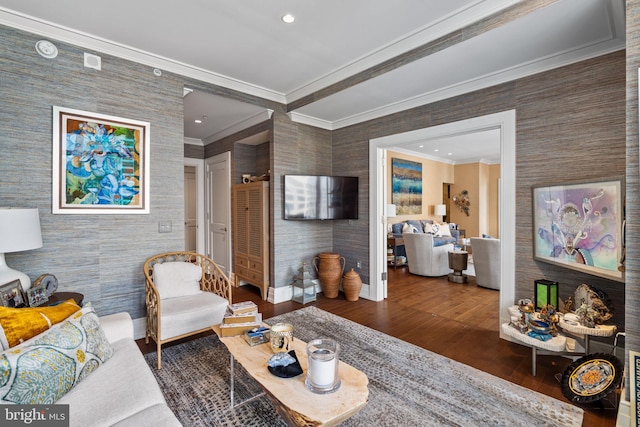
{"left": 392, "top": 158, "right": 422, "bottom": 215}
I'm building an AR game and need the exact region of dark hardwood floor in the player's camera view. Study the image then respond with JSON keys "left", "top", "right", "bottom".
{"left": 137, "top": 267, "right": 618, "bottom": 426}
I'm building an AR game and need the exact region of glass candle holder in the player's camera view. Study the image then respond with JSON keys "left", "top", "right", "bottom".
{"left": 305, "top": 338, "right": 341, "bottom": 394}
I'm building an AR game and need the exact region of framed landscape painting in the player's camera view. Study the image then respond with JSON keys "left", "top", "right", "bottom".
{"left": 532, "top": 178, "right": 624, "bottom": 282}
{"left": 52, "top": 106, "right": 150, "bottom": 214}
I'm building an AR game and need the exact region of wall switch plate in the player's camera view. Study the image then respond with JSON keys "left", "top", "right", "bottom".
{"left": 158, "top": 220, "right": 172, "bottom": 233}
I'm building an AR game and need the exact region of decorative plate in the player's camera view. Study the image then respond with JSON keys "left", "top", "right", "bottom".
{"left": 34, "top": 273, "right": 58, "bottom": 297}
{"left": 560, "top": 353, "right": 623, "bottom": 403}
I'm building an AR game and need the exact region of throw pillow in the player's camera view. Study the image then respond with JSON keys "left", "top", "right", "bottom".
{"left": 402, "top": 223, "right": 414, "bottom": 234}
{"left": 0, "top": 300, "right": 81, "bottom": 348}
{"left": 406, "top": 220, "right": 424, "bottom": 233}
{"left": 482, "top": 234, "right": 495, "bottom": 239}
{"left": 430, "top": 223, "right": 440, "bottom": 234}
{"left": 420, "top": 220, "right": 434, "bottom": 232}
{"left": 391, "top": 223, "right": 404, "bottom": 235}
{"left": 437, "top": 223, "right": 452, "bottom": 237}
{"left": 0, "top": 304, "right": 114, "bottom": 404}
{"left": 153, "top": 261, "right": 202, "bottom": 299}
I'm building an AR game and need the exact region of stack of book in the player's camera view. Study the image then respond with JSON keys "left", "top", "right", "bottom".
{"left": 218, "top": 301, "right": 261, "bottom": 337}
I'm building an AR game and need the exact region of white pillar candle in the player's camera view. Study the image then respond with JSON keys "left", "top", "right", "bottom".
{"left": 309, "top": 350, "right": 336, "bottom": 386}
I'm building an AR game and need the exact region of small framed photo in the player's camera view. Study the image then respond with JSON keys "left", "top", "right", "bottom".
{"left": 0, "top": 280, "right": 26, "bottom": 308}
{"left": 27, "top": 284, "right": 48, "bottom": 307}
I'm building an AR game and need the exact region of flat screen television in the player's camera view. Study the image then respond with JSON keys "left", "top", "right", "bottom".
{"left": 284, "top": 175, "right": 358, "bottom": 220}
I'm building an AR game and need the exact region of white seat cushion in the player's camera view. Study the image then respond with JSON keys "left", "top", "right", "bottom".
{"left": 159, "top": 291, "right": 228, "bottom": 340}
{"left": 153, "top": 262, "right": 202, "bottom": 299}
{"left": 58, "top": 338, "right": 167, "bottom": 426}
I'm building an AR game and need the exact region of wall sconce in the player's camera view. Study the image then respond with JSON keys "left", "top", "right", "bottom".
{"left": 434, "top": 204, "right": 446, "bottom": 222}
{"left": 534, "top": 279, "right": 559, "bottom": 311}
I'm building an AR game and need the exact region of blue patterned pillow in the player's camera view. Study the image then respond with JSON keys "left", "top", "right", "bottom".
{"left": 0, "top": 304, "right": 114, "bottom": 404}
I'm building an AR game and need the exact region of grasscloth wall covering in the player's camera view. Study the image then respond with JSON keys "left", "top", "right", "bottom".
{"left": 1, "top": 26, "right": 185, "bottom": 318}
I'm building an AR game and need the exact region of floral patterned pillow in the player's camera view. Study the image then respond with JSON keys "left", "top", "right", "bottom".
{"left": 0, "top": 304, "right": 114, "bottom": 404}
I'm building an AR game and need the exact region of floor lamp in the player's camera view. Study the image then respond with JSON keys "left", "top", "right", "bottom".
{"left": 0, "top": 208, "right": 43, "bottom": 291}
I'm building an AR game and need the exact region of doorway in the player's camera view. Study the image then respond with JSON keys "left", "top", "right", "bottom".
{"left": 184, "top": 158, "right": 205, "bottom": 254}
{"left": 205, "top": 152, "right": 232, "bottom": 276}
{"left": 369, "top": 110, "right": 516, "bottom": 336}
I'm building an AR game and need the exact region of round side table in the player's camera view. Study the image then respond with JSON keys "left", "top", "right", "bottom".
{"left": 448, "top": 251, "right": 468, "bottom": 283}
{"left": 47, "top": 292, "right": 84, "bottom": 307}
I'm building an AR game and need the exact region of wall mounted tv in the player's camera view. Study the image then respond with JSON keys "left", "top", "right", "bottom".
{"left": 284, "top": 175, "right": 358, "bottom": 220}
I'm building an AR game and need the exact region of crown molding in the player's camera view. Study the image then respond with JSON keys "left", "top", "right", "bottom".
{"left": 184, "top": 137, "right": 203, "bottom": 146}
{"left": 319, "top": 36, "right": 625, "bottom": 131}
{"left": 203, "top": 109, "right": 273, "bottom": 145}
{"left": 0, "top": 8, "right": 286, "bottom": 104}
{"left": 287, "top": 112, "right": 334, "bottom": 130}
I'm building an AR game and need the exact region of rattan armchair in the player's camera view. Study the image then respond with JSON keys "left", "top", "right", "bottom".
{"left": 144, "top": 251, "right": 232, "bottom": 368}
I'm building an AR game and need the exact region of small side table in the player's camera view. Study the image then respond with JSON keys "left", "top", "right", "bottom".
{"left": 47, "top": 292, "right": 84, "bottom": 307}
{"left": 448, "top": 251, "right": 468, "bottom": 283}
{"left": 501, "top": 323, "right": 581, "bottom": 376}
{"left": 558, "top": 318, "right": 617, "bottom": 354}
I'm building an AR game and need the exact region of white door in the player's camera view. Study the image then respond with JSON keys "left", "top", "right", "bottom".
{"left": 205, "top": 152, "right": 232, "bottom": 276}
{"left": 184, "top": 166, "right": 197, "bottom": 251}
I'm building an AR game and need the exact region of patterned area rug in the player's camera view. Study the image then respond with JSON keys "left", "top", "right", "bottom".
{"left": 144, "top": 306, "right": 583, "bottom": 426}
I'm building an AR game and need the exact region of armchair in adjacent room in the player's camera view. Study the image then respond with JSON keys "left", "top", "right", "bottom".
{"left": 402, "top": 233, "right": 454, "bottom": 277}
{"left": 469, "top": 237, "right": 501, "bottom": 290}
{"left": 143, "top": 251, "right": 232, "bottom": 368}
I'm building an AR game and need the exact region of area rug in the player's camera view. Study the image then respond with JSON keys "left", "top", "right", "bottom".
{"left": 144, "top": 306, "right": 583, "bottom": 426}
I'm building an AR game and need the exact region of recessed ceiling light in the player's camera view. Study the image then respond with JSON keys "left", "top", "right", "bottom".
{"left": 434, "top": 149, "right": 439, "bottom": 152}
{"left": 448, "top": 153, "right": 453, "bottom": 156}
{"left": 418, "top": 145, "right": 424, "bottom": 148}
{"left": 194, "top": 119, "right": 202, "bottom": 124}
{"left": 282, "top": 14, "right": 295, "bottom": 24}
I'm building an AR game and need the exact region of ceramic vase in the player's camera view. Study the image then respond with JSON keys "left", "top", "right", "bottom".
{"left": 313, "top": 252, "right": 345, "bottom": 298}
{"left": 342, "top": 268, "right": 362, "bottom": 301}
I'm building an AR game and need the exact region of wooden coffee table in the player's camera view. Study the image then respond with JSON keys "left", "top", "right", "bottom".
{"left": 212, "top": 325, "right": 369, "bottom": 426}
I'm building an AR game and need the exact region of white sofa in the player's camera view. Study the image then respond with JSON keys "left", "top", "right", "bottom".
{"left": 470, "top": 237, "right": 501, "bottom": 290}
{"left": 402, "top": 233, "right": 454, "bottom": 277}
{"left": 57, "top": 312, "right": 181, "bottom": 427}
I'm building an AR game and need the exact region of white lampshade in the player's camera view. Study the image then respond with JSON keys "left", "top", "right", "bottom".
{"left": 386, "top": 204, "right": 397, "bottom": 218}
{"left": 0, "top": 208, "right": 43, "bottom": 290}
{"left": 434, "top": 204, "right": 447, "bottom": 216}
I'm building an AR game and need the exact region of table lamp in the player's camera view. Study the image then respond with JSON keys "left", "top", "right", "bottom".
{"left": 0, "top": 208, "right": 43, "bottom": 291}
{"left": 434, "top": 204, "right": 446, "bottom": 222}
{"left": 386, "top": 204, "right": 396, "bottom": 235}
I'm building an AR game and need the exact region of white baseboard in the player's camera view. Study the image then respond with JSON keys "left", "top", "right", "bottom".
{"left": 616, "top": 392, "right": 630, "bottom": 427}
{"left": 132, "top": 317, "right": 146, "bottom": 340}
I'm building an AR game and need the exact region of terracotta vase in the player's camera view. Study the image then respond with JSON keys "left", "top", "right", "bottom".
{"left": 313, "top": 252, "right": 345, "bottom": 298}
{"left": 342, "top": 268, "right": 362, "bottom": 301}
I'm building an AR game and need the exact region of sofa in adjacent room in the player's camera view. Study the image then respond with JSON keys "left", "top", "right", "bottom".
{"left": 0, "top": 302, "right": 181, "bottom": 427}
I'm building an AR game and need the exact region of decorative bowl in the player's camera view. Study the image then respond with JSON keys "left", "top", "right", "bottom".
{"left": 528, "top": 319, "right": 551, "bottom": 335}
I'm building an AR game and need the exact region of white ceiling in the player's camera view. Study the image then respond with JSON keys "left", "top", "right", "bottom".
{"left": 0, "top": 0, "right": 625, "bottom": 163}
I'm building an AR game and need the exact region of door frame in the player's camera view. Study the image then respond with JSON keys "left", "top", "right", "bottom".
{"left": 369, "top": 110, "right": 516, "bottom": 337}
{"left": 184, "top": 157, "right": 205, "bottom": 254}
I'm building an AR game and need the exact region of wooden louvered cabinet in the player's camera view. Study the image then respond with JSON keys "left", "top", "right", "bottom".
{"left": 232, "top": 181, "right": 269, "bottom": 300}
